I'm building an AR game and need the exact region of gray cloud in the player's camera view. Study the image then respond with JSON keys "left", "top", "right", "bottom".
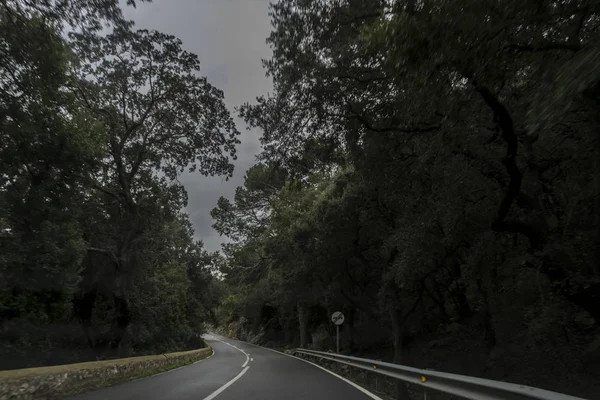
{"left": 124, "top": 0, "right": 273, "bottom": 252}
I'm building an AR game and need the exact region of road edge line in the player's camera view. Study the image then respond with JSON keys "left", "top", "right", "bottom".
{"left": 224, "top": 338, "right": 382, "bottom": 400}
{"left": 267, "top": 350, "right": 383, "bottom": 400}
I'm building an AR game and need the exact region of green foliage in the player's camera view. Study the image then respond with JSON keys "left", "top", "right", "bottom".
{"left": 221, "top": 1, "right": 599, "bottom": 396}
{"left": 212, "top": 164, "right": 286, "bottom": 242}
{"left": 5, "top": 0, "right": 152, "bottom": 33}
{"left": 1, "top": 3, "right": 102, "bottom": 324}
{"left": 64, "top": 5, "right": 239, "bottom": 357}
{"left": 0, "top": 0, "right": 232, "bottom": 368}
{"left": 72, "top": 26, "right": 240, "bottom": 182}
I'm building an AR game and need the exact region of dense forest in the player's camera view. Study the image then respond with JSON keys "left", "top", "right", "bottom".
{"left": 1, "top": 0, "right": 600, "bottom": 398}
{"left": 0, "top": 0, "right": 231, "bottom": 369}
{"left": 212, "top": 0, "right": 600, "bottom": 398}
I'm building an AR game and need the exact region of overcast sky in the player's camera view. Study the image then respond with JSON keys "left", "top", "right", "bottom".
{"left": 124, "top": 0, "right": 273, "bottom": 252}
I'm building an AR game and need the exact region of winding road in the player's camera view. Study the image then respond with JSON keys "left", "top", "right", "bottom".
{"left": 68, "top": 334, "right": 381, "bottom": 400}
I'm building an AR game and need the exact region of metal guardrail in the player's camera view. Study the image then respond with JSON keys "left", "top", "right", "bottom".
{"left": 293, "top": 348, "right": 588, "bottom": 400}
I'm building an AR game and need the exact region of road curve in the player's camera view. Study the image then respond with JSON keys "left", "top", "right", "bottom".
{"left": 68, "top": 333, "right": 379, "bottom": 400}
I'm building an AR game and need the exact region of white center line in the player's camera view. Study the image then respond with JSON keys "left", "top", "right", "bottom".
{"left": 222, "top": 341, "right": 250, "bottom": 368}
{"left": 202, "top": 337, "right": 252, "bottom": 400}
{"left": 203, "top": 366, "right": 249, "bottom": 400}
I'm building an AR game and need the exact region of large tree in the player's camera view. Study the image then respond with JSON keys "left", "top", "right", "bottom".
{"left": 69, "top": 25, "right": 239, "bottom": 352}
{"left": 225, "top": 1, "right": 599, "bottom": 398}
{"left": 1, "top": 0, "right": 238, "bottom": 366}
{"left": 240, "top": 0, "right": 600, "bottom": 321}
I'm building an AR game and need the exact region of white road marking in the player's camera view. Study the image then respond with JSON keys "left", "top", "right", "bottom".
{"left": 200, "top": 337, "right": 252, "bottom": 399}
{"left": 226, "top": 337, "right": 382, "bottom": 400}
{"left": 219, "top": 340, "right": 250, "bottom": 368}
{"left": 279, "top": 353, "right": 383, "bottom": 400}
{"left": 202, "top": 366, "right": 250, "bottom": 400}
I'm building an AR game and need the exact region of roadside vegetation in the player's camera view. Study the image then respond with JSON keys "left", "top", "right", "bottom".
{"left": 213, "top": 1, "right": 600, "bottom": 399}
{"left": 0, "top": 0, "right": 230, "bottom": 369}
{"left": 1, "top": 1, "right": 599, "bottom": 399}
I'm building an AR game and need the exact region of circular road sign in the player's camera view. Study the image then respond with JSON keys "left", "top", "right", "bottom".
{"left": 331, "top": 311, "right": 345, "bottom": 325}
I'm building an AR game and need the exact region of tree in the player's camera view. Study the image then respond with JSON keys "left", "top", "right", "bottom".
{"left": 358, "top": 0, "right": 600, "bottom": 320}
{"left": 3, "top": 0, "right": 151, "bottom": 32}
{"left": 0, "top": 1, "right": 102, "bottom": 328}
{"left": 226, "top": 1, "right": 599, "bottom": 398}
{"left": 129, "top": 214, "right": 218, "bottom": 353}
{"left": 241, "top": 0, "right": 600, "bottom": 320}
{"left": 69, "top": 26, "right": 239, "bottom": 352}
{"left": 1, "top": 0, "right": 235, "bottom": 368}
{"left": 212, "top": 163, "right": 287, "bottom": 243}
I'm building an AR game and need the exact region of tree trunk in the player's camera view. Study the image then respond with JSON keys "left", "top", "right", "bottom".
{"left": 449, "top": 260, "right": 472, "bottom": 319}
{"left": 451, "top": 283, "right": 472, "bottom": 320}
{"left": 73, "top": 284, "right": 98, "bottom": 349}
{"left": 74, "top": 252, "right": 104, "bottom": 352}
{"left": 424, "top": 280, "right": 449, "bottom": 322}
{"left": 298, "top": 303, "right": 309, "bottom": 348}
{"left": 346, "top": 307, "right": 356, "bottom": 353}
{"left": 325, "top": 307, "right": 335, "bottom": 337}
{"left": 345, "top": 306, "right": 356, "bottom": 352}
{"left": 391, "top": 308, "right": 411, "bottom": 400}
{"left": 284, "top": 321, "right": 294, "bottom": 344}
{"left": 476, "top": 278, "right": 496, "bottom": 350}
{"left": 108, "top": 280, "right": 131, "bottom": 355}
{"left": 106, "top": 212, "right": 138, "bottom": 355}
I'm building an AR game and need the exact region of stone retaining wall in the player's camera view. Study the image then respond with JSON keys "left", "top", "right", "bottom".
{"left": 0, "top": 346, "right": 212, "bottom": 400}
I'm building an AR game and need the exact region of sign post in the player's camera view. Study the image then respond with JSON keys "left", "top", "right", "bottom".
{"left": 331, "top": 311, "right": 345, "bottom": 353}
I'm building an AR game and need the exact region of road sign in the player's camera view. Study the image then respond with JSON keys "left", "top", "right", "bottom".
{"left": 331, "top": 311, "right": 344, "bottom": 325}
{"left": 331, "top": 311, "right": 345, "bottom": 325}
{"left": 331, "top": 311, "right": 344, "bottom": 353}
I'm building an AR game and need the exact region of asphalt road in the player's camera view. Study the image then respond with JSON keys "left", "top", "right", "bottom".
{"left": 68, "top": 333, "right": 380, "bottom": 400}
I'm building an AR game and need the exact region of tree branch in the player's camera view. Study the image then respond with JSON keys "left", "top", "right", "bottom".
{"left": 91, "top": 182, "right": 120, "bottom": 201}
{"left": 335, "top": 74, "right": 390, "bottom": 84}
{"left": 114, "top": 53, "right": 130, "bottom": 132}
{"left": 347, "top": 104, "right": 440, "bottom": 133}
{"left": 127, "top": 129, "right": 152, "bottom": 181}
{"left": 476, "top": 84, "right": 545, "bottom": 250}
{"left": 87, "top": 247, "right": 120, "bottom": 266}
{"left": 402, "top": 282, "right": 425, "bottom": 319}
{"left": 124, "top": 87, "right": 173, "bottom": 139}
